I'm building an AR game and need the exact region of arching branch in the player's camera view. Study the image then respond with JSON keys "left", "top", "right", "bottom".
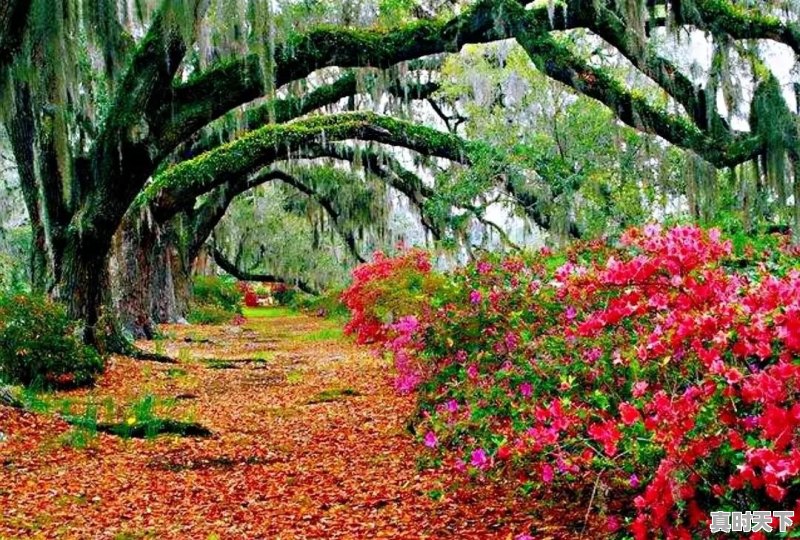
{"left": 140, "top": 111, "right": 478, "bottom": 221}
{"left": 175, "top": 71, "right": 440, "bottom": 163}
{"left": 187, "top": 169, "right": 366, "bottom": 265}
{"left": 211, "top": 247, "right": 317, "bottom": 295}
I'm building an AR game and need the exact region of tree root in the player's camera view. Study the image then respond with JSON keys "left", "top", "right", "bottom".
{"left": 0, "top": 385, "right": 24, "bottom": 409}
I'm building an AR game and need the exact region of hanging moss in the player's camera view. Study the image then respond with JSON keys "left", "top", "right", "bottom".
{"left": 750, "top": 74, "right": 797, "bottom": 209}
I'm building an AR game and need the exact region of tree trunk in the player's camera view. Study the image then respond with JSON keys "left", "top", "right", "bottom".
{"left": 55, "top": 232, "right": 115, "bottom": 350}
{"left": 110, "top": 216, "right": 193, "bottom": 339}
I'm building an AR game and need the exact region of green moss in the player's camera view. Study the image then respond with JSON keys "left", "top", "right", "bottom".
{"left": 139, "top": 111, "right": 480, "bottom": 214}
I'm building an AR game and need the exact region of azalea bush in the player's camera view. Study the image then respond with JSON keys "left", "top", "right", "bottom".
{"left": 342, "top": 248, "right": 443, "bottom": 346}
{"left": 0, "top": 293, "right": 104, "bottom": 388}
{"left": 345, "top": 225, "right": 800, "bottom": 539}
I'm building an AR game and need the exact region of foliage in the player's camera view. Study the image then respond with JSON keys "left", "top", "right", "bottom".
{"left": 0, "top": 227, "right": 30, "bottom": 294}
{"left": 192, "top": 275, "right": 242, "bottom": 312}
{"left": 0, "top": 293, "right": 104, "bottom": 387}
{"left": 347, "top": 225, "right": 800, "bottom": 538}
{"left": 342, "top": 248, "right": 442, "bottom": 346}
{"left": 238, "top": 282, "right": 259, "bottom": 307}
{"left": 290, "top": 288, "right": 350, "bottom": 319}
{"left": 188, "top": 275, "right": 243, "bottom": 324}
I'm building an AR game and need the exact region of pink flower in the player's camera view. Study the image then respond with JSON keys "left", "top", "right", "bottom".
{"left": 393, "top": 315, "right": 419, "bottom": 335}
{"left": 515, "top": 534, "right": 534, "bottom": 540}
{"left": 466, "top": 363, "right": 479, "bottom": 380}
{"left": 470, "top": 448, "right": 489, "bottom": 469}
{"left": 469, "top": 290, "right": 482, "bottom": 304}
{"left": 424, "top": 431, "right": 438, "bottom": 448}
{"left": 445, "top": 399, "right": 459, "bottom": 413}
{"left": 519, "top": 382, "right": 533, "bottom": 398}
{"left": 632, "top": 381, "right": 649, "bottom": 398}
{"left": 504, "top": 331, "right": 520, "bottom": 351}
{"left": 629, "top": 474, "right": 640, "bottom": 488}
{"left": 565, "top": 306, "right": 577, "bottom": 320}
{"left": 541, "top": 463, "right": 554, "bottom": 483}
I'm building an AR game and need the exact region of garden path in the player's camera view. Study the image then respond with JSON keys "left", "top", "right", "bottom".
{"left": 0, "top": 308, "right": 587, "bottom": 539}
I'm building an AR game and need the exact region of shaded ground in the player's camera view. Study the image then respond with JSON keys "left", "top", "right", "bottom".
{"left": 0, "top": 308, "right": 594, "bottom": 539}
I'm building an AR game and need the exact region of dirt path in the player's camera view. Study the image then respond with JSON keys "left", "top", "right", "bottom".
{"left": 0, "top": 309, "right": 577, "bottom": 539}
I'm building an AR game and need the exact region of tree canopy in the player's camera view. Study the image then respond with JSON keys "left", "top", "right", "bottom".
{"left": 0, "top": 0, "right": 798, "bottom": 342}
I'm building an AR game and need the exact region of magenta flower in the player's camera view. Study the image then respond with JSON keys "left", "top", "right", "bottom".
{"left": 470, "top": 448, "right": 489, "bottom": 469}
{"left": 541, "top": 463, "right": 554, "bottom": 483}
{"left": 445, "top": 399, "right": 459, "bottom": 413}
{"left": 424, "top": 430, "right": 438, "bottom": 448}
{"left": 519, "top": 382, "right": 533, "bottom": 398}
{"left": 565, "top": 305, "right": 577, "bottom": 320}
{"left": 393, "top": 315, "right": 419, "bottom": 335}
{"left": 515, "top": 534, "right": 534, "bottom": 540}
{"left": 629, "top": 474, "right": 640, "bottom": 488}
{"left": 504, "top": 331, "right": 520, "bottom": 351}
{"left": 466, "top": 363, "right": 479, "bottom": 380}
{"left": 469, "top": 289, "right": 482, "bottom": 304}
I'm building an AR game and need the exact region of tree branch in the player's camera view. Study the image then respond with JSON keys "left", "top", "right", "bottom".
{"left": 140, "top": 111, "right": 477, "bottom": 221}
{"left": 211, "top": 247, "right": 317, "bottom": 295}
{"left": 174, "top": 71, "right": 440, "bottom": 163}
{"left": 156, "top": 0, "right": 516, "bottom": 155}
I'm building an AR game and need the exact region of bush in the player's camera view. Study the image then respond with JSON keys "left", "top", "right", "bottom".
{"left": 188, "top": 275, "right": 242, "bottom": 324}
{"left": 342, "top": 248, "right": 443, "bottom": 344}
{"left": 0, "top": 293, "right": 104, "bottom": 387}
{"left": 272, "top": 283, "right": 296, "bottom": 306}
{"left": 346, "top": 226, "right": 800, "bottom": 539}
{"left": 237, "top": 282, "right": 259, "bottom": 307}
{"left": 290, "top": 288, "right": 350, "bottom": 319}
{"left": 192, "top": 275, "right": 242, "bottom": 312}
{"left": 186, "top": 304, "right": 237, "bottom": 325}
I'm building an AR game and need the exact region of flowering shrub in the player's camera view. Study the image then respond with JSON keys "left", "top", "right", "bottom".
{"left": 238, "top": 282, "right": 259, "bottom": 307}
{"left": 0, "top": 293, "right": 104, "bottom": 387}
{"left": 342, "top": 248, "right": 441, "bottom": 345}
{"left": 345, "top": 225, "right": 800, "bottom": 538}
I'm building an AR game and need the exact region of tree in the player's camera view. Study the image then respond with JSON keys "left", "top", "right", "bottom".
{"left": 1, "top": 0, "right": 797, "bottom": 347}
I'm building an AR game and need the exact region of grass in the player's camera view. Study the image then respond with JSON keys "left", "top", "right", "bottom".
{"left": 243, "top": 307, "right": 298, "bottom": 319}
{"left": 305, "top": 387, "right": 361, "bottom": 404}
{"left": 285, "top": 370, "right": 303, "bottom": 384}
{"left": 299, "top": 326, "right": 344, "bottom": 341}
{"left": 254, "top": 351, "right": 275, "bottom": 362}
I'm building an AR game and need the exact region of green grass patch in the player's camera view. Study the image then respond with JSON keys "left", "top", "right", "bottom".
{"left": 254, "top": 351, "right": 275, "bottom": 362}
{"left": 242, "top": 306, "right": 298, "bottom": 319}
{"left": 166, "top": 368, "right": 187, "bottom": 378}
{"left": 299, "top": 326, "right": 344, "bottom": 341}
{"left": 305, "top": 387, "right": 361, "bottom": 404}
{"left": 285, "top": 370, "right": 303, "bottom": 384}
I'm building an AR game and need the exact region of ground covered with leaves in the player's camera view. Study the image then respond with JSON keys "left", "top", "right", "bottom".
{"left": 0, "top": 308, "right": 592, "bottom": 539}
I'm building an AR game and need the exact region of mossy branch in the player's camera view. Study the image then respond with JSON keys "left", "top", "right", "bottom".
{"left": 84, "top": 0, "right": 210, "bottom": 233}
{"left": 140, "top": 111, "right": 476, "bottom": 221}
{"left": 157, "top": 0, "right": 513, "bottom": 155}
{"left": 173, "top": 71, "right": 440, "bottom": 163}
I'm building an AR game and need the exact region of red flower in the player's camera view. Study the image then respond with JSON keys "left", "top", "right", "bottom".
{"left": 619, "top": 402, "right": 640, "bottom": 425}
